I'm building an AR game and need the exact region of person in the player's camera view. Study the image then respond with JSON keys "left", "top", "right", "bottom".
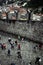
{"left": 11, "top": 63, "right": 15, "bottom": 65}
{"left": 21, "top": 38, "right": 24, "bottom": 42}
{"left": 8, "top": 49, "right": 10, "bottom": 56}
{"left": 3, "top": 43, "right": 6, "bottom": 49}
{"left": 18, "top": 44, "right": 21, "bottom": 50}
{"left": 0, "top": 35, "right": 1, "bottom": 40}
{"left": 39, "top": 58, "right": 41, "bottom": 63}
{"left": 33, "top": 45, "right": 38, "bottom": 53}
{"left": 11, "top": 43, "right": 14, "bottom": 49}
{"left": 15, "top": 40, "right": 17, "bottom": 45}
{"left": 22, "top": 38, "right": 24, "bottom": 41}
{"left": 39, "top": 44, "right": 42, "bottom": 50}
{"left": 6, "top": 12, "right": 8, "bottom": 23}
{"left": 17, "top": 51, "right": 22, "bottom": 59}
{"left": 35, "top": 57, "right": 41, "bottom": 65}
{"left": 0, "top": 43, "right": 2, "bottom": 48}
{"left": 18, "top": 36, "right": 20, "bottom": 40}
{"left": 33, "top": 46, "right": 36, "bottom": 52}
{"left": 28, "top": 62, "right": 32, "bottom": 65}
{"left": 27, "top": 10, "right": 31, "bottom": 23}
{"left": 1, "top": 44, "right": 3, "bottom": 50}
{"left": 8, "top": 38, "right": 11, "bottom": 43}
{"left": 35, "top": 45, "right": 38, "bottom": 52}
{"left": 1, "top": 43, "right": 6, "bottom": 50}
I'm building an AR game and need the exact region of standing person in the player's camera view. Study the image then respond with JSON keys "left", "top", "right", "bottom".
{"left": 15, "top": 40, "right": 18, "bottom": 45}
{"left": 28, "top": 62, "right": 32, "bottom": 65}
{"left": 10, "top": 40, "right": 14, "bottom": 49}
{"left": 33, "top": 45, "right": 38, "bottom": 53}
{"left": 18, "top": 36, "right": 20, "bottom": 40}
{"left": 8, "top": 49, "right": 11, "bottom": 56}
{"left": 21, "top": 37, "right": 24, "bottom": 42}
{"left": 35, "top": 45, "right": 38, "bottom": 52}
{"left": 8, "top": 38, "right": 11, "bottom": 43}
{"left": 33, "top": 46, "right": 36, "bottom": 52}
{"left": 29, "top": 10, "right": 31, "bottom": 21}
{"left": 6, "top": 12, "right": 8, "bottom": 23}
{"left": 2, "top": 43, "right": 6, "bottom": 49}
{"left": 21, "top": 37, "right": 25, "bottom": 43}
{"left": 0, "top": 35, "right": 1, "bottom": 40}
{"left": 17, "top": 43, "right": 22, "bottom": 59}
{"left": 35, "top": 57, "right": 41, "bottom": 65}
{"left": 17, "top": 51, "right": 22, "bottom": 59}
{"left": 11, "top": 63, "right": 15, "bottom": 65}
{"left": 18, "top": 44, "right": 21, "bottom": 50}
{"left": 27, "top": 9, "right": 31, "bottom": 23}
{"left": 39, "top": 44, "right": 42, "bottom": 50}
{"left": 11, "top": 43, "right": 14, "bottom": 49}
{"left": 1, "top": 44, "right": 3, "bottom": 50}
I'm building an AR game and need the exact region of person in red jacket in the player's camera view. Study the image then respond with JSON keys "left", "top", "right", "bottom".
{"left": 39, "top": 44, "right": 42, "bottom": 50}
{"left": 18, "top": 44, "right": 21, "bottom": 50}
{"left": 3, "top": 43, "right": 6, "bottom": 49}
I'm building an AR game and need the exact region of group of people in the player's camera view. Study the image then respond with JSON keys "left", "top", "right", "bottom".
{"left": 0, "top": 36, "right": 22, "bottom": 58}
{"left": 33, "top": 43, "right": 43, "bottom": 53}
{"left": 33, "top": 43, "right": 43, "bottom": 65}
{"left": 8, "top": 38, "right": 22, "bottom": 59}
{"left": 0, "top": 36, "right": 43, "bottom": 65}
{"left": 0, "top": 37, "right": 22, "bottom": 65}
